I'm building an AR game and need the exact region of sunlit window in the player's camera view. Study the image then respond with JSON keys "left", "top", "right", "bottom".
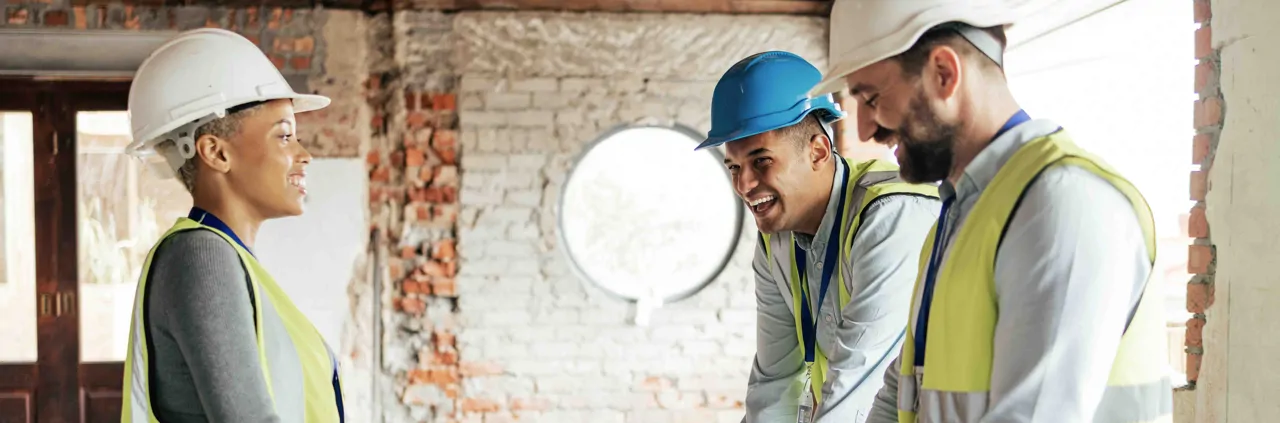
{"left": 558, "top": 125, "right": 743, "bottom": 306}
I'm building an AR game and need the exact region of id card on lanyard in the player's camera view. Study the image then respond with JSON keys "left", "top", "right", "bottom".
{"left": 912, "top": 110, "right": 1030, "bottom": 367}
{"left": 794, "top": 168, "right": 850, "bottom": 423}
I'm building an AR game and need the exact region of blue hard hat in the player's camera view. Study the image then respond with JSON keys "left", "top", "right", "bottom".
{"left": 697, "top": 51, "right": 846, "bottom": 151}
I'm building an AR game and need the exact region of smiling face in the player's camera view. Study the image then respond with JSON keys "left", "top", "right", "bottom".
{"left": 194, "top": 99, "right": 312, "bottom": 219}
{"left": 723, "top": 118, "right": 833, "bottom": 235}
{"left": 845, "top": 58, "right": 961, "bottom": 184}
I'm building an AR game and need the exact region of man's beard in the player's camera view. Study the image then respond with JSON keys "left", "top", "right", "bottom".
{"left": 890, "top": 91, "right": 960, "bottom": 184}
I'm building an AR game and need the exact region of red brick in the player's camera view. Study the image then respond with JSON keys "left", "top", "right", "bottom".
{"left": 370, "top": 165, "right": 391, "bottom": 182}
{"left": 1193, "top": 133, "right": 1212, "bottom": 165}
{"left": 459, "top": 361, "right": 504, "bottom": 377}
{"left": 419, "top": 186, "right": 440, "bottom": 203}
{"left": 1188, "top": 244, "right": 1213, "bottom": 274}
{"left": 409, "top": 367, "right": 460, "bottom": 385}
{"left": 8, "top": 8, "right": 28, "bottom": 24}
{"left": 409, "top": 187, "right": 427, "bottom": 202}
{"left": 403, "top": 280, "right": 426, "bottom": 294}
{"left": 389, "top": 258, "right": 405, "bottom": 281}
{"left": 1188, "top": 283, "right": 1214, "bottom": 314}
{"left": 43, "top": 10, "right": 67, "bottom": 26}
{"left": 420, "top": 93, "right": 434, "bottom": 109}
{"left": 441, "top": 186, "right": 458, "bottom": 203}
{"left": 1186, "top": 316, "right": 1205, "bottom": 348}
{"left": 400, "top": 246, "right": 417, "bottom": 259}
{"left": 431, "top": 278, "right": 457, "bottom": 297}
{"left": 399, "top": 297, "right": 426, "bottom": 315}
{"left": 406, "top": 147, "right": 426, "bottom": 167}
{"left": 1195, "top": 59, "right": 1213, "bottom": 95}
{"left": 433, "top": 93, "right": 457, "bottom": 111}
{"left": 366, "top": 149, "right": 381, "bottom": 166}
{"left": 390, "top": 149, "right": 405, "bottom": 167}
{"left": 405, "top": 92, "right": 418, "bottom": 111}
{"left": 434, "top": 330, "right": 455, "bottom": 347}
{"left": 1191, "top": 170, "right": 1208, "bottom": 201}
{"left": 438, "top": 146, "right": 458, "bottom": 165}
{"left": 420, "top": 260, "right": 448, "bottom": 277}
{"left": 270, "top": 55, "right": 286, "bottom": 70}
{"left": 1194, "top": 0, "right": 1211, "bottom": 24}
{"left": 432, "top": 129, "right": 458, "bottom": 149}
{"left": 1189, "top": 205, "right": 1209, "bottom": 238}
{"left": 1196, "top": 96, "right": 1223, "bottom": 128}
{"left": 407, "top": 111, "right": 430, "bottom": 129}
{"left": 460, "top": 398, "right": 501, "bottom": 414}
{"left": 1195, "top": 25, "right": 1212, "bottom": 59}
{"left": 72, "top": 6, "right": 85, "bottom": 28}
{"left": 416, "top": 204, "right": 431, "bottom": 221}
{"left": 508, "top": 397, "right": 552, "bottom": 412}
{"left": 433, "top": 239, "right": 457, "bottom": 260}
{"left": 291, "top": 56, "right": 311, "bottom": 72}
{"left": 1186, "top": 351, "right": 1202, "bottom": 382}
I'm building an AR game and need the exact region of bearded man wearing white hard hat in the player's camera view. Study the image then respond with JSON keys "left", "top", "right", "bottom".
{"left": 811, "top": 1, "right": 1173, "bottom": 422}
{"left": 119, "top": 28, "right": 345, "bottom": 422}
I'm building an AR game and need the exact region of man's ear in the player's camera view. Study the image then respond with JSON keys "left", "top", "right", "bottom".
{"left": 195, "top": 134, "right": 231, "bottom": 173}
{"left": 809, "top": 133, "right": 833, "bottom": 170}
{"left": 926, "top": 45, "right": 963, "bottom": 101}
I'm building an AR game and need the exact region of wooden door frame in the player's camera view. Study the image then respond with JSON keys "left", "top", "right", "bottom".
{"left": 0, "top": 78, "right": 132, "bottom": 422}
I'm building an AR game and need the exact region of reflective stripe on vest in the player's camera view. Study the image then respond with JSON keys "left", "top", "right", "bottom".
{"left": 121, "top": 218, "right": 344, "bottom": 423}
{"left": 761, "top": 157, "right": 940, "bottom": 404}
{"left": 896, "top": 131, "right": 1173, "bottom": 423}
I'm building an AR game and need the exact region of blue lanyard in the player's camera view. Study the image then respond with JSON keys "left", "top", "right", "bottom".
{"left": 188, "top": 207, "right": 255, "bottom": 258}
{"left": 912, "top": 110, "right": 1030, "bottom": 366}
{"left": 795, "top": 165, "right": 850, "bottom": 364}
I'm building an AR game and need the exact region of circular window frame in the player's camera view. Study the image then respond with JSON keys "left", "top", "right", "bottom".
{"left": 554, "top": 122, "right": 745, "bottom": 305}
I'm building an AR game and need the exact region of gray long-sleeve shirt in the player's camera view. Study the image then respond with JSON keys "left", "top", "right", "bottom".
{"left": 865, "top": 119, "right": 1153, "bottom": 422}
{"left": 746, "top": 158, "right": 941, "bottom": 423}
{"left": 147, "top": 229, "right": 281, "bottom": 422}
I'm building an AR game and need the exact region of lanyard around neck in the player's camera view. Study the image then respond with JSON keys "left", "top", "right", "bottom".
{"left": 795, "top": 162, "right": 851, "bottom": 364}
{"left": 188, "top": 207, "right": 255, "bottom": 258}
{"left": 912, "top": 109, "right": 1030, "bottom": 366}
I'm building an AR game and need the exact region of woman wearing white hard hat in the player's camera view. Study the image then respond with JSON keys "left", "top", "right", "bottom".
{"left": 119, "top": 28, "right": 344, "bottom": 422}
{"left": 813, "top": 1, "right": 1172, "bottom": 422}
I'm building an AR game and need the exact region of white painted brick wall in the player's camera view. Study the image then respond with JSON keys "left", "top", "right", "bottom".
{"left": 446, "top": 9, "right": 825, "bottom": 422}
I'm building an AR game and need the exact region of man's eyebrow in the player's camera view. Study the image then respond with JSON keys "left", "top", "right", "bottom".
{"left": 849, "top": 82, "right": 875, "bottom": 97}
{"left": 725, "top": 148, "right": 770, "bottom": 164}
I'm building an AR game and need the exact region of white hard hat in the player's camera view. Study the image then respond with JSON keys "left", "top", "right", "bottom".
{"left": 810, "top": 0, "right": 1023, "bottom": 97}
{"left": 126, "top": 28, "right": 330, "bottom": 177}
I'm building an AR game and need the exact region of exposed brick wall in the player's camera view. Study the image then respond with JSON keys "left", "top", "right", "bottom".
{"left": 0, "top": 0, "right": 367, "bottom": 157}
{"left": 1186, "top": 0, "right": 1219, "bottom": 386}
{"left": 439, "top": 11, "right": 825, "bottom": 423}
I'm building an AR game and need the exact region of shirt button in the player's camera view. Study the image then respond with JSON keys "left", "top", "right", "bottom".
{"left": 825, "top": 314, "right": 834, "bottom": 323}
{"left": 816, "top": 261, "right": 824, "bottom": 268}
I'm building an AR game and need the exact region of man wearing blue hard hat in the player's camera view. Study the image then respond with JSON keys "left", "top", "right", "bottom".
{"left": 698, "top": 51, "right": 940, "bottom": 423}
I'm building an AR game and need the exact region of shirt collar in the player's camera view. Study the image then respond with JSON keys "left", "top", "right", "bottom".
{"left": 794, "top": 156, "right": 847, "bottom": 251}
{"left": 940, "top": 118, "right": 1064, "bottom": 203}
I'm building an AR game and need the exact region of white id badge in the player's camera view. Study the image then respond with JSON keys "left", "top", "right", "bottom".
{"left": 797, "top": 366, "right": 816, "bottom": 423}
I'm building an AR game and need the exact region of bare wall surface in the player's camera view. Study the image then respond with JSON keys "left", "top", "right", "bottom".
{"left": 445, "top": 10, "right": 827, "bottom": 423}
{"left": 1201, "top": 0, "right": 1280, "bottom": 420}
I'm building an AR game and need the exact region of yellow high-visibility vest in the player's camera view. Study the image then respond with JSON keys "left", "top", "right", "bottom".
{"left": 121, "top": 217, "right": 344, "bottom": 423}
{"left": 761, "top": 157, "right": 940, "bottom": 403}
{"left": 896, "top": 131, "right": 1172, "bottom": 423}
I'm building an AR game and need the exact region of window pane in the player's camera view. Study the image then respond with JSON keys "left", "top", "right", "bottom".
{"left": 77, "top": 111, "right": 192, "bottom": 362}
{"left": 0, "top": 112, "right": 37, "bottom": 363}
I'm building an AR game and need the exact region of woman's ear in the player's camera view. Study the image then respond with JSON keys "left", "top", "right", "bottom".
{"left": 195, "top": 134, "right": 231, "bottom": 174}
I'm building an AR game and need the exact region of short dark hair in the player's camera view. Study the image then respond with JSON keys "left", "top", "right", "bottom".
{"left": 893, "top": 23, "right": 1007, "bottom": 79}
{"left": 776, "top": 113, "right": 829, "bottom": 150}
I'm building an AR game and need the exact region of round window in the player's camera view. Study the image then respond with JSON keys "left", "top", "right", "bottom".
{"left": 557, "top": 124, "right": 743, "bottom": 306}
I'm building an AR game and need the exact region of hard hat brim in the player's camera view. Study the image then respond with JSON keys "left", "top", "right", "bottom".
{"left": 811, "top": 6, "right": 1021, "bottom": 97}
{"left": 127, "top": 92, "right": 332, "bottom": 158}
